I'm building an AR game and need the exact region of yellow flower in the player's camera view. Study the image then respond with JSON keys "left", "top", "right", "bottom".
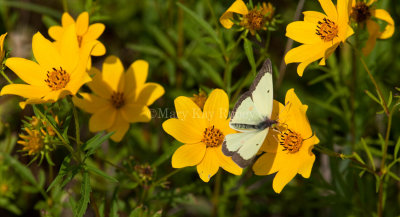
{"left": 253, "top": 89, "right": 319, "bottom": 193}
{"left": 0, "top": 32, "right": 7, "bottom": 63}
{"left": 350, "top": 0, "right": 395, "bottom": 55}
{"left": 48, "top": 12, "right": 106, "bottom": 57}
{"left": 18, "top": 128, "right": 44, "bottom": 155}
{"left": 73, "top": 56, "right": 164, "bottom": 142}
{"left": 285, "top": 0, "right": 354, "bottom": 76}
{"left": 220, "top": 0, "right": 275, "bottom": 35}
{"left": 0, "top": 25, "right": 95, "bottom": 108}
{"left": 162, "top": 89, "right": 242, "bottom": 182}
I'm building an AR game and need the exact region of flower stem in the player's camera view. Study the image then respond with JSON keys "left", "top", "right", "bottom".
{"left": 69, "top": 97, "right": 81, "bottom": 150}
{"left": 0, "top": 66, "right": 13, "bottom": 84}
{"left": 211, "top": 170, "right": 221, "bottom": 217}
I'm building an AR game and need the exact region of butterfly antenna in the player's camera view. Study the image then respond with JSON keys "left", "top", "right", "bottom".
{"left": 303, "top": 132, "right": 315, "bottom": 141}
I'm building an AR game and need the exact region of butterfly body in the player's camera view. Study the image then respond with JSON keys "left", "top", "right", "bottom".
{"left": 222, "top": 59, "right": 275, "bottom": 168}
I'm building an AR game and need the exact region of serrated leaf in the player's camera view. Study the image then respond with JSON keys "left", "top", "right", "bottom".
{"left": 84, "top": 132, "right": 114, "bottom": 157}
{"left": 361, "top": 138, "right": 376, "bottom": 171}
{"left": 86, "top": 164, "right": 118, "bottom": 183}
{"left": 47, "top": 155, "right": 71, "bottom": 192}
{"left": 74, "top": 171, "right": 91, "bottom": 217}
{"left": 243, "top": 38, "right": 256, "bottom": 75}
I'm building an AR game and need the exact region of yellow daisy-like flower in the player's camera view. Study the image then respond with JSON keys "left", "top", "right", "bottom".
{"left": 18, "top": 128, "right": 44, "bottom": 155}
{"left": 253, "top": 89, "right": 319, "bottom": 193}
{"left": 162, "top": 89, "right": 242, "bottom": 182}
{"left": 0, "top": 25, "right": 96, "bottom": 108}
{"left": 73, "top": 56, "right": 164, "bottom": 142}
{"left": 350, "top": 0, "right": 395, "bottom": 55}
{"left": 0, "top": 32, "right": 7, "bottom": 63}
{"left": 220, "top": 0, "right": 275, "bottom": 35}
{"left": 49, "top": 12, "right": 105, "bottom": 57}
{"left": 285, "top": 0, "right": 354, "bottom": 76}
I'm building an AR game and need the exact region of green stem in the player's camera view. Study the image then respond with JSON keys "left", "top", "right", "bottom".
{"left": 153, "top": 168, "right": 183, "bottom": 186}
{"left": 211, "top": 170, "right": 221, "bottom": 217}
{"left": 69, "top": 97, "right": 82, "bottom": 150}
{"left": 0, "top": 66, "right": 13, "bottom": 84}
{"left": 61, "top": 0, "right": 68, "bottom": 12}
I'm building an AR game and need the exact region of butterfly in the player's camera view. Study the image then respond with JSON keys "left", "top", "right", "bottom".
{"left": 222, "top": 59, "right": 276, "bottom": 168}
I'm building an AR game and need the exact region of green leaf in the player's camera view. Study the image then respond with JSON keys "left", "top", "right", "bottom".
{"left": 86, "top": 164, "right": 118, "bottom": 183}
{"left": 361, "top": 138, "right": 376, "bottom": 171}
{"left": 47, "top": 155, "right": 71, "bottom": 192}
{"left": 197, "top": 58, "right": 224, "bottom": 88}
{"left": 84, "top": 132, "right": 114, "bottom": 157}
{"left": 147, "top": 25, "right": 176, "bottom": 57}
{"left": 0, "top": 198, "right": 22, "bottom": 215}
{"left": 129, "top": 206, "right": 142, "bottom": 217}
{"left": 0, "top": 1, "right": 61, "bottom": 18}
{"left": 41, "top": 15, "right": 59, "bottom": 28}
{"left": 365, "top": 90, "right": 380, "bottom": 104}
{"left": 387, "top": 91, "right": 392, "bottom": 107}
{"left": 74, "top": 171, "right": 91, "bottom": 217}
{"left": 243, "top": 38, "right": 256, "bottom": 75}
{"left": 388, "top": 170, "right": 400, "bottom": 181}
{"left": 176, "top": 2, "right": 221, "bottom": 46}
{"left": 352, "top": 152, "right": 365, "bottom": 164}
{"left": 110, "top": 188, "right": 119, "bottom": 217}
{"left": 394, "top": 137, "right": 400, "bottom": 160}
{"left": 127, "top": 44, "right": 166, "bottom": 58}
{"left": 2, "top": 153, "right": 37, "bottom": 186}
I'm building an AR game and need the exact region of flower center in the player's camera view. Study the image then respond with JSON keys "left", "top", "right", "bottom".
{"left": 241, "top": 9, "right": 266, "bottom": 32}
{"left": 351, "top": 2, "right": 371, "bottom": 23}
{"left": 111, "top": 91, "right": 125, "bottom": 109}
{"left": 201, "top": 125, "right": 224, "bottom": 148}
{"left": 18, "top": 129, "right": 44, "bottom": 155}
{"left": 45, "top": 67, "right": 70, "bottom": 91}
{"left": 280, "top": 129, "right": 303, "bottom": 154}
{"left": 316, "top": 18, "right": 339, "bottom": 42}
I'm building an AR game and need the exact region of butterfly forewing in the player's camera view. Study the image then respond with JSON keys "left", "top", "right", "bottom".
{"left": 229, "top": 92, "right": 264, "bottom": 132}
{"left": 250, "top": 59, "right": 273, "bottom": 119}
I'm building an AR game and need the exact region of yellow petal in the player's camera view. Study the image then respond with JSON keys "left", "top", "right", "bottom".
{"left": 135, "top": 83, "right": 164, "bottom": 106}
{"left": 215, "top": 146, "right": 242, "bottom": 175}
{"left": 108, "top": 112, "right": 130, "bottom": 142}
{"left": 337, "top": 0, "right": 352, "bottom": 41}
{"left": 202, "top": 89, "right": 229, "bottom": 125}
{"left": 162, "top": 118, "right": 203, "bottom": 144}
{"left": 32, "top": 32, "right": 62, "bottom": 71}
{"left": 60, "top": 24, "right": 79, "bottom": 72}
{"left": 19, "top": 98, "right": 47, "bottom": 109}
{"left": 272, "top": 166, "right": 298, "bottom": 193}
{"left": 174, "top": 96, "right": 206, "bottom": 132}
{"left": 87, "top": 67, "right": 113, "bottom": 99}
{"left": 303, "top": 11, "right": 328, "bottom": 24}
{"left": 253, "top": 152, "right": 280, "bottom": 175}
{"left": 286, "top": 21, "right": 321, "bottom": 44}
{"left": 373, "top": 9, "right": 395, "bottom": 39}
{"left": 171, "top": 142, "right": 206, "bottom": 168}
{"left": 282, "top": 89, "right": 312, "bottom": 137}
{"left": 62, "top": 12, "right": 74, "bottom": 26}
{"left": 66, "top": 69, "right": 92, "bottom": 95}
{"left": 285, "top": 43, "right": 322, "bottom": 64}
{"left": 219, "top": 0, "right": 248, "bottom": 29}
{"left": 90, "top": 41, "right": 106, "bottom": 56}
{"left": 318, "top": 0, "right": 338, "bottom": 22}
{"left": 5, "top": 58, "right": 45, "bottom": 86}
{"left": 259, "top": 100, "right": 282, "bottom": 153}
{"left": 42, "top": 89, "right": 71, "bottom": 102}
{"left": 89, "top": 105, "right": 117, "bottom": 132}
{"left": 120, "top": 103, "right": 151, "bottom": 123}
{"left": 127, "top": 59, "right": 148, "bottom": 90}
{"left": 72, "top": 93, "right": 109, "bottom": 114}
{"left": 84, "top": 23, "right": 105, "bottom": 41}
{"left": 76, "top": 12, "right": 89, "bottom": 36}
{"left": 298, "top": 154, "right": 316, "bottom": 178}
{"left": 363, "top": 20, "right": 380, "bottom": 55}
{"left": 48, "top": 26, "right": 63, "bottom": 41}
{"left": 102, "top": 55, "right": 125, "bottom": 92}
{"left": 196, "top": 148, "right": 220, "bottom": 182}
{"left": 0, "top": 84, "right": 49, "bottom": 98}
{"left": 296, "top": 48, "right": 325, "bottom": 76}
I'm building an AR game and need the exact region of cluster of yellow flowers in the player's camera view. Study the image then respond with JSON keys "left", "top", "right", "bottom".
{"left": 0, "top": 12, "right": 164, "bottom": 145}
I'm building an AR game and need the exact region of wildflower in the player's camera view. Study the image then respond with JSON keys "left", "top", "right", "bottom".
{"left": 253, "top": 89, "right": 319, "bottom": 193}
{"left": 73, "top": 56, "right": 164, "bottom": 142}
{"left": 18, "top": 128, "right": 44, "bottom": 155}
{"left": 220, "top": 0, "right": 275, "bottom": 35}
{"left": 162, "top": 89, "right": 242, "bottom": 182}
{"left": 190, "top": 90, "right": 207, "bottom": 110}
{"left": 350, "top": 0, "right": 394, "bottom": 55}
{"left": 0, "top": 33, "right": 7, "bottom": 64}
{"left": 135, "top": 163, "right": 154, "bottom": 182}
{"left": 0, "top": 25, "right": 96, "bottom": 108}
{"left": 284, "top": 0, "right": 354, "bottom": 76}
{"left": 48, "top": 12, "right": 105, "bottom": 57}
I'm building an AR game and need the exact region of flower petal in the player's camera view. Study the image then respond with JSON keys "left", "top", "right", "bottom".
{"left": 303, "top": 11, "right": 328, "bottom": 24}
{"left": 298, "top": 154, "right": 316, "bottom": 178}
{"left": 84, "top": 23, "right": 105, "bottom": 41}
{"left": 162, "top": 118, "right": 203, "bottom": 144}
{"left": 253, "top": 152, "right": 281, "bottom": 175}
{"left": 91, "top": 41, "right": 106, "bottom": 56}
{"left": 362, "top": 20, "right": 380, "bottom": 55}
{"left": 285, "top": 43, "right": 324, "bottom": 64}
{"left": 120, "top": 103, "right": 151, "bottom": 123}
{"left": 171, "top": 142, "right": 206, "bottom": 168}
{"left": 108, "top": 112, "right": 130, "bottom": 142}
{"left": 215, "top": 146, "right": 242, "bottom": 175}
{"left": 202, "top": 89, "right": 229, "bottom": 125}
{"left": 337, "top": 0, "right": 352, "bottom": 41}
{"left": 89, "top": 105, "right": 117, "bottom": 132}
{"left": 286, "top": 21, "right": 321, "bottom": 44}
{"left": 196, "top": 148, "right": 220, "bottom": 182}
{"left": 48, "top": 26, "right": 63, "bottom": 41}
{"left": 0, "top": 84, "right": 49, "bottom": 98}
{"left": 102, "top": 55, "right": 125, "bottom": 92}
{"left": 32, "top": 32, "right": 62, "bottom": 71}
{"left": 318, "top": 0, "right": 337, "bottom": 22}
{"left": 272, "top": 166, "right": 298, "bottom": 193}
{"left": 60, "top": 24, "right": 79, "bottom": 72}
{"left": 174, "top": 96, "right": 206, "bottom": 131}
{"left": 72, "top": 93, "right": 109, "bottom": 114}
{"left": 76, "top": 12, "right": 89, "bottom": 36}
{"left": 87, "top": 67, "right": 113, "bottom": 99}
{"left": 219, "top": 0, "right": 248, "bottom": 29}
{"left": 373, "top": 9, "right": 395, "bottom": 39}
{"left": 62, "top": 12, "right": 74, "bottom": 26}
{"left": 127, "top": 59, "right": 148, "bottom": 90}
{"left": 135, "top": 83, "right": 164, "bottom": 106}
{"left": 5, "top": 58, "right": 45, "bottom": 86}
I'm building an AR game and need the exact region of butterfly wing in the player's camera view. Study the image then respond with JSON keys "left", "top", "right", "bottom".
{"left": 222, "top": 129, "right": 269, "bottom": 168}
{"left": 229, "top": 91, "right": 264, "bottom": 132}
{"left": 250, "top": 59, "right": 273, "bottom": 119}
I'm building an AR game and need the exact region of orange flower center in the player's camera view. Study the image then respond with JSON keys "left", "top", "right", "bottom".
{"left": 201, "top": 125, "right": 224, "bottom": 148}
{"left": 18, "top": 129, "right": 44, "bottom": 155}
{"left": 241, "top": 9, "right": 266, "bottom": 32}
{"left": 111, "top": 91, "right": 125, "bottom": 109}
{"left": 316, "top": 18, "right": 339, "bottom": 42}
{"left": 280, "top": 129, "right": 303, "bottom": 154}
{"left": 45, "top": 67, "right": 70, "bottom": 91}
{"left": 351, "top": 2, "right": 371, "bottom": 23}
